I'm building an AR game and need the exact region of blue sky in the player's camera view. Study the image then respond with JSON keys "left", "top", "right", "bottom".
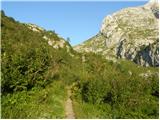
{"left": 2, "top": 1, "right": 148, "bottom": 45}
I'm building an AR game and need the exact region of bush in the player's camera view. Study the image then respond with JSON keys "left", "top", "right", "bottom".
{"left": 72, "top": 54, "right": 159, "bottom": 118}
{"left": 1, "top": 12, "right": 70, "bottom": 93}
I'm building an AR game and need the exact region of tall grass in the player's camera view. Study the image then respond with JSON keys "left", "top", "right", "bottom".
{"left": 1, "top": 81, "right": 67, "bottom": 119}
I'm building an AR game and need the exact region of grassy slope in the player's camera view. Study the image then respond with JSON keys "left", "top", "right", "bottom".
{"left": 1, "top": 11, "right": 159, "bottom": 119}
{"left": 1, "top": 11, "right": 70, "bottom": 118}
{"left": 1, "top": 81, "right": 67, "bottom": 119}
{"left": 71, "top": 56, "right": 158, "bottom": 119}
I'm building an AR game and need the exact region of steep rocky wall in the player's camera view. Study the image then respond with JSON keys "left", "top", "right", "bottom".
{"left": 74, "top": 0, "right": 159, "bottom": 67}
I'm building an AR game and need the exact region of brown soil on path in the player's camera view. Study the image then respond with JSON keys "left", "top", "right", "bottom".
{"left": 65, "top": 87, "right": 75, "bottom": 119}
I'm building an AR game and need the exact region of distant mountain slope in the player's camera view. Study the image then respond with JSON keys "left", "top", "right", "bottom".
{"left": 74, "top": 0, "right": 159, "bottom": 67}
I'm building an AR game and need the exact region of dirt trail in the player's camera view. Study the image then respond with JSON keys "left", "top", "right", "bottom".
{"left": 65, "top": 88, "right": 75, "bottom": 119}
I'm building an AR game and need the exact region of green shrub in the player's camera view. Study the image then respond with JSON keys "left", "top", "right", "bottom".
{"left": 72, "top": 54, "right": 159, "bottom": 119}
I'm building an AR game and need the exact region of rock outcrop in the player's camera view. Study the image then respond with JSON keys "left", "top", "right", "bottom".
{"left": 74, "top": 0, "right": 159, "bottom": 67}
{"left": 26, "top": 23, "right": 73, "bottom": 55}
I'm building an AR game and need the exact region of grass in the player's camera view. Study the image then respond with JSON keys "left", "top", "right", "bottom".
{"left": 72, "top": 59, "right": 158, "bottom": 119}
{"left": 73, "top": 100, "right": 112, "bottom": 119}
{"left": 73, "top": 95, "right": 158, "bottom": 119}
{"left": 1, "top": 80, "right": 67, "bottom": 119}
{"left": 1, "top": 10, "right": 159, "bottom": 119}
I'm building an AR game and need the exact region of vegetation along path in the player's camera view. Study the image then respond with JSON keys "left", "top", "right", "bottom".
{"left": 65, "top": 87, "right": 75, "bottom": 119}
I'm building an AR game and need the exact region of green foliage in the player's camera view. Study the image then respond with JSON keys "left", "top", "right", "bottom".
{"left": 1, "top": 12, "right": 70, "bottom": 93}
{"left": 1, "top": 81, "right": 67, "bottom": 118}
{"left": 1, "top": 11, "right": 159, "bottom": 119}
{"left": 73, "top": 100, "right": 112, "bottom": 119}
{"left": 72, "top": 54, "right": 159, "bottom": 119}
{"left": 1, "top": 11, "right": 82, "bottom": 118}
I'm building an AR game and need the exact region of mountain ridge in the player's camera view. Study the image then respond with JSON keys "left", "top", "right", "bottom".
{"left": 74, "top": 0, "right": 159, "bottom": 67}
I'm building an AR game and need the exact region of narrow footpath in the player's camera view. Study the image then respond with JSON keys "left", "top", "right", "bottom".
{"left": 65, "top": 87, "right": 75, "bottom": 119}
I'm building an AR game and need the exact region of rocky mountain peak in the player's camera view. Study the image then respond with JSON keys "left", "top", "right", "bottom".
{"left": 145, "top": 0, "right": 159, "bottom": 8}
{"left": 74, "top": 1, "right": 159, "bottom": 67}
{"left": 144, "top": 0, "right": 159, "bottom": 18}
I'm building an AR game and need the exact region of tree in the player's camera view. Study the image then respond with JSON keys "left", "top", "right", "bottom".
{"left": 67, "top": 37, "right": 70, "bottom": 43}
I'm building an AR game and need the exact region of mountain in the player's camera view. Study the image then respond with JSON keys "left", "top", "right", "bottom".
{"left": 74, "top": 0, "right": 159, "bottom": 67}
{"left": 1, "top": 6, "right": 159, "bottom": 119}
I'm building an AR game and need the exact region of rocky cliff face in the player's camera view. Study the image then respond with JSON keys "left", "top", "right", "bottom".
{"left": 74, "top": 0, "right": 159, "bottom": 67}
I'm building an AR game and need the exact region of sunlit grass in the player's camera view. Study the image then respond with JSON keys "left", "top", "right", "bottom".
{"left": 1, "top": 81, "right": 67, "bottom": 119}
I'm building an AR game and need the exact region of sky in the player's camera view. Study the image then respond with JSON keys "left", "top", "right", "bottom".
{"left": 1, "top": 1, "right": 148, "bottom": 45}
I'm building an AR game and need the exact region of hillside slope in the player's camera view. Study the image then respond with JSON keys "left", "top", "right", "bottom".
{"left": 1, "top": 8, "right": 159, "bottom": 119}
{"left": 1, "top": 10, "right": 82, "bottom": 118}
{"left": 1, "top": 10, "right": 75, "bottom": 93}
{"left": 74, "top": 0, "right": 159, "bottom": 67}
